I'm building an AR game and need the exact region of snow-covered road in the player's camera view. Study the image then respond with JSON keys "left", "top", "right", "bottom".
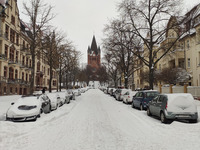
{"left": 0, "top": 89, "right": 200, "bottom": 150}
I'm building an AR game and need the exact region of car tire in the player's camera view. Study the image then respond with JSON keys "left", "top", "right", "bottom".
{"left": 147, "top": 107, "right": 152, "bottom": 116}
{"left": 160, "top": 112, "right": 168, "bottom": 123}
{"left": 140, "top": 104, "right": 143, "bottom": 111}
{"left": 132, "top": 102, "right": 135, "bottom": 108}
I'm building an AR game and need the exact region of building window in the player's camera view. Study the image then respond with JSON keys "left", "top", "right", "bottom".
{"left": 9, "top": 47, "right": 15, "bottom": 62}
{"left": 4, "top": 66, "right": 7, "bottom": 78}
{"left": 26, "top": 73, "right": 28, "bottom": 81}
{"left": 15, "top": 69, "right": 18, "bottom": 79}
{"left": 188, "top": 58, "right": 190, "bottom": 68}
{"left": 16, "top": 34, "right": 19, "bottom": 45}
{"left": 9, "top": 67, "right": 14, "bottom": 79}
{"left": 10, "top": 29, "right": 15, "bottom": 43}
{"left": 22, "top": 56, "right": 25, "bottom": 66}
{"left": 26, "top": 58, "right": 29, "bottom": 66}
{"left": 16, "top": 51, "right": 18, "bottom": 63}
{"left": 11, "top": 15, "right": 15, "bottom": 25}
{"left": 37, "top": 62, "right": 40, "bottom": 71}
{"left": 22, "top": 72, "right": 24, "bottom": 81}
{"left": 29, "top": 74, "right": 31, "bottom": 82}
{"left": 5, "top": 24, "right": 9, "bottom": 39}
{"left": 187, "top": 40, "right": 190, "bottom": 49}
{"left": 29, "top": 60, "right": 32, "bottom": 68}
{"left": 5, "top": 45, "right": 8, "bottom": 58}
{"left": 53, "top": 80, "right": 56, "bottom": 86}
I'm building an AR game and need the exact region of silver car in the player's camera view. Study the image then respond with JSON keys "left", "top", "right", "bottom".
{"left": 147, "top": 93, "right": 198, "bottom": 123}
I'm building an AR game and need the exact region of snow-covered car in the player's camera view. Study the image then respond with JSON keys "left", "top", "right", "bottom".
{"left": 39, "top": 94, "right": 51, "bottom": 113}
{"left": 67, "top": 89, "right": 75, "bottom": 100}
{"left": 48, "top": 93, "right": 61, "bottom": 110}
{"left": 73, "top": 89, "right": 81, "bottom": 96}
{"left": 6, "top": 95, "right": 42, "bottom": 121}
{"left": 147, "top": 93, "right": 198, "bottom": 123}
{"left": 123, "top": 91, "right": 138, "bottom": 104}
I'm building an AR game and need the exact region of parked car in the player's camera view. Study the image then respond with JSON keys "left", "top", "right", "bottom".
{"left": 6, "top": 95, "right": 42, "bottom": 121}
{"left": 116, "top": 89, "right": 130, "bottom": 101}
{"left": 123, "top": 91, "right": 138, "bottom": 104}
{"left": 132, "top": 90, "right": 159, "bottom": 110}
{"left": 147, "top": 93, "right": 198, "bottom": 123}
{"left": 39, "top": 94, "right": 51, "bottom": 113}
{"left": 67, "top": 89, "right": 75, "bottom": 100}
{"left": 73, "top": 89, "right": 81, "bottom": 96}
{"left": 48, "top": 93, "right": 61, "bottom": 110}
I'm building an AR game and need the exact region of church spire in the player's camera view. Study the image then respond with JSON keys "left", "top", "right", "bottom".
{"left": 91, "top": 35, "right": 98, "bottom": 55}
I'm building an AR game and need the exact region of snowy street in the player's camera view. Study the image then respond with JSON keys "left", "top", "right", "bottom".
{"left": 0, "top": 89, "right": 200, "bottom": 150}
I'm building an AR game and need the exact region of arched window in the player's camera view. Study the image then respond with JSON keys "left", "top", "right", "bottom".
{"left": 9, "top": 67, "right": 14, "bottom": 79}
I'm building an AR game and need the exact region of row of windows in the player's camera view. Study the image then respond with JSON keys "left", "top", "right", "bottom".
{"left": 3, "top": 66, "right": 31, "bottom": 81}
{"left": 4, "top": 44, "right": 32, "bottom": 67}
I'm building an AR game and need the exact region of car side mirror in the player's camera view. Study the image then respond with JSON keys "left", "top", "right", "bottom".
{"left": 11, "top": 102, "right": 15, "bottom": 105}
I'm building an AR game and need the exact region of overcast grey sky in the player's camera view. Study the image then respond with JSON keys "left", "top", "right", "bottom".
{"left": 17, "top": 0, "right": 200, "bottom": 64}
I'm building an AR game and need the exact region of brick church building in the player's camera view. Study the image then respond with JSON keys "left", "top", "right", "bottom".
{"left": 87, "top": 36, "right": 101, "bottom": 80}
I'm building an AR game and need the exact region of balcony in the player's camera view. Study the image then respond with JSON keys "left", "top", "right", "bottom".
{"left": 19, "top": 79, "right": 30, "bottom": 85}
{"left": 0, "top": 54, "right": 7, "bottom": 61}
{"left": 0, "top": 76, "right": 7, "bottom": 82}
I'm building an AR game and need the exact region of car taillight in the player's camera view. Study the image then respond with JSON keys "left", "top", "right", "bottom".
{"left": 144, "top": 101, "right": 146, "bottom": 103}
{"left": 165, "top": 102, "right": 168, "bottom": 109}
{"left": 128, "top": 96, "right": 130, "bottom": 98}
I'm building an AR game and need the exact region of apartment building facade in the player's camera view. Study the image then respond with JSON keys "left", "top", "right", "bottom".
{"left": 0, "top": 0, "right": 57, "bottom": 96}
{"left": 135, "top": 3, "right": 200, "bottom": 89}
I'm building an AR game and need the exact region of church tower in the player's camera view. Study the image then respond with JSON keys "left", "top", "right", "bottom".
{"left": 87, "top": 36, "right": 101, "bottom": 68}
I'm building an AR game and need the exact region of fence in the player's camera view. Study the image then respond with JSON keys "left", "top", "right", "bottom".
{"left": 154, "top": 85, "right": 200, "bottom": 98}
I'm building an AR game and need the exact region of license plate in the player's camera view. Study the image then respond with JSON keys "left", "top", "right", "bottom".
{"left": 177, "top": 115, "right": 190, "bottom": 118}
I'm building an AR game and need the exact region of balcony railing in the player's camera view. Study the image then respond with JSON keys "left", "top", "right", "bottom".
{"left": 0, "top": 54, "right": 8, "bottom": 61}
{"left": 8, "top": 59, "right": 18, "bottom": 64}
{"left": 0, "top": 76, "right": 7, "bottom": 82}
{"left": 0, "top": 77, "right": 30, "bottom": 85}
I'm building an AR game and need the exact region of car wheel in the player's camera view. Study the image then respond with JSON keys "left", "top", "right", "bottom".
{"left": 147, "top": 107, "right": 152, "bottom": 116}
{"left": 140, "top": 104, "right": 143, "bottom": 111}
{"left": 48, "top": 105, "right": 51, "bottom": 113}
{"left": 160, "top": 112, "right": 168, "bottom": 123}
{"left": 132, "top": 102, "right": 135, "bottom": 108}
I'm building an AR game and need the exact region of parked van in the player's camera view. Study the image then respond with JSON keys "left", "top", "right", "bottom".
{"left": 147, "top": 93, "right": 198, "bottom": 123}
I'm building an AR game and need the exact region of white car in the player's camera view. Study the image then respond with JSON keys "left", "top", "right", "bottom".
{"left": 116, "top": 89, "right": 130, "bottom": 101}
{"left": 123, "top": 91, "right": 138, "bottom": 104}
{"left": 6, "top": 95, "right": 42, "bottom": 121}
{"left": 48, "top": 93, "right": 61, "bottom": 110}
{"left": 73, "top": 89, "right": 81, "bottom": 96}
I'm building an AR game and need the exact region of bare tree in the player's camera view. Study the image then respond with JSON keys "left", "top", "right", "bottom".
{"left": 23, "top": 0, "right": 55, "bottom": 93}
{"left": 103, "top": 18, "right": 137, "bottom": 88}
{"left": 118, "top": 0, "right": 191, "bottom": 89}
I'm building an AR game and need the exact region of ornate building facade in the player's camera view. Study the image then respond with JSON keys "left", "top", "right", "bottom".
{"left": 0, "top": 0, "right": 58, "bottom": 95}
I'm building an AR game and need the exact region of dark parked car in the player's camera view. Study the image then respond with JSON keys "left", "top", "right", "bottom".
{"left": 147, "top": 93, "right": 198, "bottom": 123}
{"left": 132, "top": 90, "right": 159, "bottom": 110}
